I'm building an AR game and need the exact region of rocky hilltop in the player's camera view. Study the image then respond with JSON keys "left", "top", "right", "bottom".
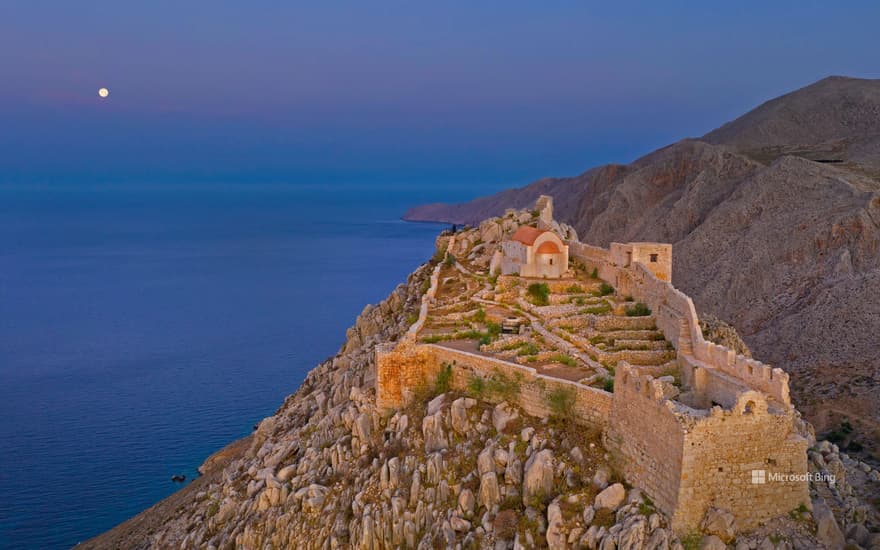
{"left": 82, "top": 210, "right": 880, "bottom": 549}
{"left": 404, "top": 76, "right": 880, "bottom": 457}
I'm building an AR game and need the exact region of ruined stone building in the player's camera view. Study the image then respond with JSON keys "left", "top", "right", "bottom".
{"left": 376, "top": 196, "right": 810, "bottom": 534}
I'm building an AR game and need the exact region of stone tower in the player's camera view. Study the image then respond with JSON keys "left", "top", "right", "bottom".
{"left": 535, "top": 195, "right": 553, "bottom": 230}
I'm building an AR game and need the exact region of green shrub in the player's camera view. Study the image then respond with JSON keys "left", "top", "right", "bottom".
{"left": 471, "top": 308, "right": 487, "bottom": 323}
{"left": 435, "top": 362, "right": 454, "bottom": 394}
{"left": 527, "top": 283, "right": 550, "bottom": 305}
{"left": 571, "top": 296, "right": 586, "bottom": 306}
{"left": 625, "top": 302, "right": 652, "bottom": 316}
{"left": 545, "top": 386, "right": 576, "bottom": 418}
{"left": 486, "top": 370, "right": 522, "bottom": 400}
{"left": 680, "top": 532, "right": 702, "bottom": 550}
{"left": 590, "top": 267, "right": 599, "bottom": 279}
{"left": 432, "top": 242, "right": 448, "bottom": 263}
{"left": 593, "top": 282, "right": 614, "bottom": 296}
{"left": 486, "top": 320, "right": 502, "bottom": 337}
{"left": 444, "top": 253, "right": 456, "bottom": 266}
{"left": 516, "top": 342, "right": 539, "bottom": 356}
{"left": 582, "top": 303, "right": 611, "bottom": 315}
{"left": 603, "top": 377, "right": 614, "bottom": 392}
{"left": 466, "top": 375, "right": 487, "bottom": 399}
{"left": 548, "top": 354, "right": 577, "bottom": 367}
{"left": 565, "top": 284, "right": 584, "bottom": 294}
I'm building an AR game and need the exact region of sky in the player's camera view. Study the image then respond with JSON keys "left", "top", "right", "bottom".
{"left": 2, "top": 1, "right": 879, "bottom": 191}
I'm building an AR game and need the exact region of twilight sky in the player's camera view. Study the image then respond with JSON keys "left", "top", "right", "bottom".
{"left": 2, "top": 1, "right": 879, "bottom": 190}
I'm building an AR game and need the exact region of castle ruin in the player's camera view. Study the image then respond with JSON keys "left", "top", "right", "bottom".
{"left": 375, "top": 196, "right": 810, "bottom": 534}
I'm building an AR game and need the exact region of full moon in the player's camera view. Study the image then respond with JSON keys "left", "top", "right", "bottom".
{"left": 98, "top": 87, "right": 110, "bottom": 98}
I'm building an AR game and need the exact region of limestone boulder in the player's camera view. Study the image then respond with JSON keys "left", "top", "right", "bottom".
{"left": 480, "top": 471, "right": 501, "bottom": 509}
{"left": 422, "top": 411, "right": 448, "bottom": 452}
{"left": 700, "top": 507, "right": 736, "bottom": 543}
{"left": 450, "top": 397, "right": 472, "bottom": 434}
{"left": 813, "top": 499, "right": 845, "bottom": 550}
{"left": 546, "top": 501, "right": 566, "bottom": 549}
{"left": 617, "top": 515, "right": 647, "bottom": 550}
{"left": 593, "top": 483, "right": 626, "bottom": 511}
{"left": 492, "top": 402, "right": 520, "bottom": 432}
{"left": 522, "top": 449, "right": 555, "bottom": 506}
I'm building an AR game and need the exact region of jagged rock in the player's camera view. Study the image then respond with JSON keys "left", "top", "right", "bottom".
{"left": 458, "top": 489, "right": 475, "bottom": 518}
{"left": 480, "top": 472, "right": 501, "bottom": 509}
{"left": 592, "top": 466, "right": 611, "bottom": 489}
{"left": 546, "top": 500, "right": 566, "bottom": 549}
{"left": 427, "top": 394, "right": 446, "bottom": 416}
{"left": 700, "top": 507, "right": 736, "bottom": 543}
{"left": 422, "top": 412, "right": 448, "bottom": 452}
{"left": 594, "top": 483, "right": 626, "bottom": 511}
{"left": 617, "top": 515, "right": 647, "bottom": 550}
{"left": 493, "top": 402, "right": 520, "bottom": 432}
{"left": 277, "top": 464, "right": 296, "bottom": 482}
{"left": 478, "top": 445, "right": 496, "bottom": 475}
{"left": 450, "top": 516, "right": 471, "bottom": 532}
{"left": 644, "top": 528, "right": 670, "bottom": 550}
{"left": 522, "top": 449, "right": 555, "bottom": 506}
{"left": 846, "top": 523, "right": 870, "bottom": 547}
{"left": 450, "top": 397, "right": 472, "bottom": 434}
{"left": 353, "top": 412, "right": 371, "bottom": 442}
{"left": 813, "top": 499, "right": 845, "bottom": 550}
{"left": 583, "top": 505, "right": 595, "bottom": 525}
{"left": 700, "top": 535, "right": 726, "bottom": 550}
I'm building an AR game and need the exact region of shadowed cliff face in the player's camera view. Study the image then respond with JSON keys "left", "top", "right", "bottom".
{"left": 404, "top": 76, "right": 880, "bottom": 452}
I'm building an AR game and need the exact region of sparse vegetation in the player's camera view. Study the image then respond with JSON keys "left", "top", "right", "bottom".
{"left": 592, "top": 507, "right": 616, "bottom": 527}
{"left": 545, "top": 386, "right": 576, "bottom": 418}
{"left": 548, "top": 353, "right": 577, "bottom": 367}
{"left": 527, "top": 282, "right": 550, "bottom": 305}
{"left": 493, "top": 509, "right": 518, "bottom": 540}
{"left": 466, "top": 374, "right": 487, "bottom": 399}
{"left": 592, "top": 282, "right": 614, "bottom": 297}
{"left": 566, "top": 284, "right": 584, "bottom": 294}
{"left": 486, "top": 369, "right": 523, "bottom": 400}
{"left": 680, "top": 531, "right": 702, "bottom": 550}
{"left": 590, "top": 267, "right": 599, "bottom": 279}
{"left": 432, "top": 242, "right": 448, "bottom": 263}
{"left": 582, "top": 303, "right": 612, "bottom": 315}
{"left": 603, "top": 377, "right": 615, "bottom": 393}
{"left": 625, "top": 302, "right": 651, "bottom": 317}
{"left": 435, "top": 362, "right": 454, "bottom": 395}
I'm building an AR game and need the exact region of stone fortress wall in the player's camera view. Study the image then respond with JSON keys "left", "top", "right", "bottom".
{"left": 376, "top": 197, "right": 810, "bottom": 533}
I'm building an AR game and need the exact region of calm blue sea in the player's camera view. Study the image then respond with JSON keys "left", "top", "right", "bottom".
{"left": 0, "top": 183, "right": 460, "bottom": 549}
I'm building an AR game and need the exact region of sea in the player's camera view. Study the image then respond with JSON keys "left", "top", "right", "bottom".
{"left": 0, "top": 182, "right": 476, "bottom": 549}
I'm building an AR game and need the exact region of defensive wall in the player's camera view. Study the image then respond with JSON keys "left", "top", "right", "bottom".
{"left": 376, "top": 205, "right": 809, "bottom": 533}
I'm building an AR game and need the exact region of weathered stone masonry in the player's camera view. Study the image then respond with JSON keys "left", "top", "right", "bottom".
{"left": 376, "top": 199, "right": 809, "bottom": 533}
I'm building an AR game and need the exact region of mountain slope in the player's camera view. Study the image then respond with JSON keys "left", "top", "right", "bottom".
{"left": 403, "top": 76, "right": 880, "bottom": 453}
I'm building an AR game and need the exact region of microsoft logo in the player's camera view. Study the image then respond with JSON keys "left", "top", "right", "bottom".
{"left": 751, "top": 469, "right": 766, "bottom": 484}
